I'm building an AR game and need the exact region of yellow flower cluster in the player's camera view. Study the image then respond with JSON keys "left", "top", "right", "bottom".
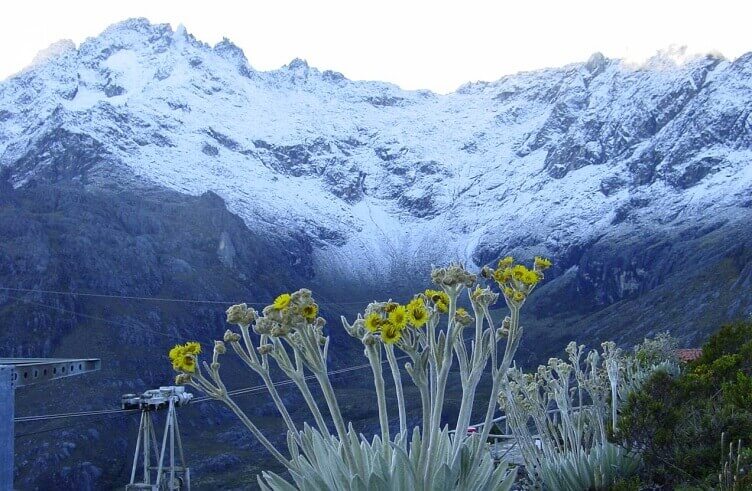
{"left": 486, "top": 255, "right": 551, "bottom": 304}
{"left": 364, "top": 297, "right": 430, "bottom": 344}
{"left": 424, "top": 289, "right": 450, "bottom": 313}
{"left": 534, "top": 256, "right": 553, "bottom": 270}
{"left": 169, "top": 341, "right": 201, "bottom": 373}
{"left": 272, "top": 292, "right": 318, "bottom": 323}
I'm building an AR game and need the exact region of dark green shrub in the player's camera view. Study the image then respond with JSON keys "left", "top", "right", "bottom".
{"left": 616, "top": 321, "right": 752, "bottom": 487}
{"left": 608, "top": 476, "right": 641, "bottom": 491}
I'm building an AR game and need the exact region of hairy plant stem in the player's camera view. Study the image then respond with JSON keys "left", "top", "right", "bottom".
{"left": 473, "top": 304, "right": 519, "bottom": 463}
{"left": 313, "top": 368, "right": 356, "bottom": 469}
{"left": 229, "top": 341, "right": 301, "bottom": 446}
{"left": 451, "top": 303, "right": 488, "bottom": 457}
{"left": 221, "top": 394, "right": 294, "bottom": 470}
{"left": 423, "top": 288, "right": 459, "bottom": 486}
{"left": 289, "top": 349, "right": 329, "bottom": 434}
{"left": 295, "top": 324, "right": 357, "bottom": 470}
{"left": 268, "top": 337, "right": 329, "bottom": 434}
{"left": 366, "top": 343, "right": 391, "bottom": 445}
{"left": 385, "top": 345, "right": 407, "bottom": 435}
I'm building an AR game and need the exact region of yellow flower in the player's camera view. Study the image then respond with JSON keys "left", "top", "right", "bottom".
{"left": 180, "top": 354, "right": 197, "bottom": 373}
{"left": 511, "top": 265, "right": 528, "bottom": 281}
{"left": 388, "top": 305, "right": 408, "bottom": 329}
{"left": 381, "top": 321, "right": 402, "bottom": 344}
{"left": 534, "top": 256, "right": 552, "bottom": 270}
{"left": 521, "top": 270, "right": 541, "bottom": 286}
{"left": 364, "top": 312, "right": 382, "bottom": 333}
{"left": 513, "top": 290, "right": 526, "bottom": 302}
{"left": 503, "top": 286, "right": 514, "bottom": 298}
{"left": 498, "top": 256, "right": 514, "bottom": 268}
{"left": 169, "top": 344, "right": 183, "bottom": 362}
{"left": 425, "top": 289, "right": 450, "bottom": 313}
{"left": 302, "top": 303, "right": 318, "bottom": 321}
{"left": 273, "top": 293, "right": 291, "bottom": 310}
{"left": 455, "top": 307, "right": 473, "bottom": 326}
{"left": 436, "top": 300, "right": 449, "bottom": 313}
{"left": 493, "top": 267, "right": 512, "bottom": 284}
{"left": 169, "top": 342, "right": 200, "bottom": 373}
{"left": 384, "top": 302, "right": 399, "bottom": 313}
{"left": 406, "top": 298, "right": 428, "bottom": 328}
{"left": 183, "top": 341, "right": 201, "bottom": 356}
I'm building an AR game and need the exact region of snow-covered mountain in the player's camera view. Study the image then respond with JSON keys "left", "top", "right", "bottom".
{"left": 3, "top": 18, "right": 750, "bottom": 289}
{"left": 2, "top": 18, "right": 752, "bottom": 489}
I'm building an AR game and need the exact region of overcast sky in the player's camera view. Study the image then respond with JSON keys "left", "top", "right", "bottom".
{"left": 2, "top": 0, "right": 751, "bottom": 93}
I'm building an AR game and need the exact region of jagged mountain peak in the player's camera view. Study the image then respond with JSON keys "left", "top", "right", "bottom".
{"left": 29, "top": 39, "right": 77, "bottom": 67}
{"left": 638, "top": 44, "right": 724, "bottom": 70}
{"left": 4, "top": 19, "right": 752, "bottom": 491}
{"left": 0, "top": 19, "right": 751, "bottom": 292}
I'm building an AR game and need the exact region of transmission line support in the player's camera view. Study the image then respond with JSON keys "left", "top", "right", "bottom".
{"left": 124, "top": 386, "right": 192, "bottom": 490}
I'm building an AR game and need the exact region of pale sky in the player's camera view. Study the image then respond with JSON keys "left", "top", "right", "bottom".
{"left": 1, "top": 0, "right": 751, "bottom": 93}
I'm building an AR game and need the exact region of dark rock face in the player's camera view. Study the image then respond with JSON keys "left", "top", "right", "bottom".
{"left": 475, "top": 217, "right": 752, "bottom": 369}
{"left": 10, "top": 128, "right": 112, "bottom": 184}
{"left": 0, "top": 177, "right": 321, "bottom": 490}
{"left": 2, "top": 19, "right": 752, "bottom": 489}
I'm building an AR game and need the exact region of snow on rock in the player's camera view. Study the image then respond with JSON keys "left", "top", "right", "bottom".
{"left": 1, "top": 18, "right": 751, "bottom": 285}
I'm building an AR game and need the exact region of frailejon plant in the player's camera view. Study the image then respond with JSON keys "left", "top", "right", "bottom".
{"left": 500, "top": 337, "right": 678, "bottom": 490}
{"left": 168, "top": 259, "right": 550, "bottom": 490}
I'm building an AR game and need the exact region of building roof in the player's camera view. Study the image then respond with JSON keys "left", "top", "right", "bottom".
{"left": 675, "top": 348, "right": 703, "bottom": 362}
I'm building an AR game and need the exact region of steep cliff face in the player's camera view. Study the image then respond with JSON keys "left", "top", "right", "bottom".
{"left": 1, "top": 18, "right": 751, "bottom": 489}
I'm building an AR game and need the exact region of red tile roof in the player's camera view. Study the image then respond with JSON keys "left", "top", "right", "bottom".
{"left": 675, "top": 348, "right": 702, "bottom": 362}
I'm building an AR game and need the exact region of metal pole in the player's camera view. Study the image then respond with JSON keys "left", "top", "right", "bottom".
{"left": 155, "top": 405, "right": 172, "bottom": 486}
{"left": 169, "top": 401, "right": 175, "bottom": 489}
{"left": 143, "top": 412, "right": 150, "bottom": 484}
{"left": 0, "top": 366, "right": 14, "bottom": 491}
{"left": 130, "top": 412, "right": 145, "bottom": 485}
{"left": 174, "top": 411, "right": 186, "bottom": 469}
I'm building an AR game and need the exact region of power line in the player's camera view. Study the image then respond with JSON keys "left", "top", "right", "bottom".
{"left": 15, "top": 336, "right": 472, "bottom": 422}
{"left": 0, "top": 286, "right": 247, "bottom": 305}
{"left": 15, "top": 411, "right": 137, "bottom": 438}
{"left": 15, "top": 408, "right": 140, "bottom": 423}
{"left": 4, "top": 295, "right": 184, "bottom": 340}
{"left": 0, "top": 286, "right": 379, "bottom": 307}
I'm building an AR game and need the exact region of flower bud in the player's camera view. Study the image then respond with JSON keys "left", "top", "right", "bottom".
{"left": 431, "top": 263, "right": 477, "bottom": 288}
{"left": 223, "top": 330, "right": 241, "bottom": 342}
{"left": 363, "top": 332, "right": 377, "bottom": 346}
{"left": 271, "top": 324, "right": 290, "bottom": 337}
{"left": 257, "top": 344, "right": 273, "bottom": 355}
{"left": 226, "top": 303, "right": 257, "bottom": 326}
{"left": 214, "top": 341, "right": 226, "bottom": 355}
{"left": 175, "top": 373, "right": 192, "bottom": 385}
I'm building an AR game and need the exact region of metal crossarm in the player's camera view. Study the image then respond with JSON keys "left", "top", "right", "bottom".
{"left": 0, "top": 358, "right": 100, "bottom": 388}
{"left": 1, "top": 357, "right": 100, "bottom": 491}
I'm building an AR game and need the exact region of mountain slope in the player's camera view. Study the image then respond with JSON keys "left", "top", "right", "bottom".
{"left": 1, "top": 18, "right": 752, "bottom": 489}
{"left": 3, "top": 20, "right": 750, "bottom": 281}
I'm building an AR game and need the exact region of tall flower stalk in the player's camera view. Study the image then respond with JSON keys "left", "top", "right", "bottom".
{"left": 168, "top": 259, "right": 549, "bottom": 489}
{"left": 499, "top": 336, "right": 679, "bottom": 488}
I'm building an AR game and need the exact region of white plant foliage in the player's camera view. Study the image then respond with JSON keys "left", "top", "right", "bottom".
{"left": 171, "top": 262, "right": 547, "bottom": 490}
{"left": 499, "top": 335, "right": 680, "bottom": 488}
{"left": 538, "top": 441, "right": 641, "bottom": 491}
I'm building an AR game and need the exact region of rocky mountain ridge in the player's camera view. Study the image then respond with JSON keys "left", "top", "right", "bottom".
{"left": 1, "top": 18, "right": 751, "bottom": 489}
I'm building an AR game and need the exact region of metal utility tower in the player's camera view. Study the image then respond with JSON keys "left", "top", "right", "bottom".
{"left": 123, "top": 386, "right": 192, "bottom": 490}
{"left": 0, "top": 358, "right": 101, "bottom": 491}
